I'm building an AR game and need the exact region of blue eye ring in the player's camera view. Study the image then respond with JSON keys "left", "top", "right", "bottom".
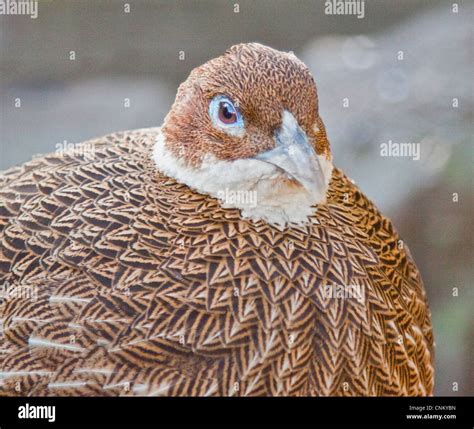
{"left": 209, "top": 95, "right": 244, "bottom": 130}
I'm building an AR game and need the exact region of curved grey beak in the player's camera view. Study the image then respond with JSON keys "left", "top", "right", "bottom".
{"left": 254, "top": 111, "right": 326, "bottom": 196}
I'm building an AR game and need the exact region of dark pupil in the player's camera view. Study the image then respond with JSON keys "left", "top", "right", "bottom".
{"left": 221, "top": 102, "right": 234, "bottom": 120}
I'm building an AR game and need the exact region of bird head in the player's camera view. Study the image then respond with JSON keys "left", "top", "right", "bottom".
{"left": 154, "top": 43, "right": 333, "bottom": 226}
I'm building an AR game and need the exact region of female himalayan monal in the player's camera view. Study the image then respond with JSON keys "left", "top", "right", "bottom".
{"left": 0, "top": 43, "right": 434, "bottom": 396}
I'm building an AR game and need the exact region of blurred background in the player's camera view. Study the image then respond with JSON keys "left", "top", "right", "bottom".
{"left": 0, "top": 0, "right": 472, "bottom": 395}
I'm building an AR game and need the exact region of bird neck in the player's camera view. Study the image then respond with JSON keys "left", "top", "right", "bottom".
{"left": 152, "top": 129, "right": 334, "bottom": 227}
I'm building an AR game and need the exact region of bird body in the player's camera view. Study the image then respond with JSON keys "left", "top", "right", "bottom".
{"left": 0, "top": 43, "right": 434, "bottom": 396}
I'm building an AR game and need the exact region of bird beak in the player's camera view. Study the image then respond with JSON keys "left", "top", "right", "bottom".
{"left": 253, "top": 110, "right": 326, "bottom": 196}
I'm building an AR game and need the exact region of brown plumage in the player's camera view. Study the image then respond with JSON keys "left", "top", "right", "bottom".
{"left": 163, "top": 43, "right": 329, "bottom": 166}
{"left": 0, "top": 43, "right": 434, "bottom": 396}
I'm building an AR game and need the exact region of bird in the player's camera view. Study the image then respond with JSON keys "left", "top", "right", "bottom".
{"left": 0, "top": 43, "right": 434, "bottom": 396}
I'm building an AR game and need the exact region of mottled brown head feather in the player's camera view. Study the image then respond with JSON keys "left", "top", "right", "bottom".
{"left": 162, "top": 43, "right": 330, "bottom": 167}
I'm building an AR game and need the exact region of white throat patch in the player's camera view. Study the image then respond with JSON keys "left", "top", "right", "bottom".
{"left": 152, "top": 129, "right": 333, "bottom": 227}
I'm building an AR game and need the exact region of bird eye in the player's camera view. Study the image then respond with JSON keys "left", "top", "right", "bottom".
{"left": 218, "top": 101, "right": 237, "bottom": 124}
{"left": 209, "top": 95, "right": 243, "bottom": 130}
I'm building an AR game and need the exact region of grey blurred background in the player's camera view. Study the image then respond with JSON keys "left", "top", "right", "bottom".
{"left": 0, "top": 0, "right": 472, "bottom": 395}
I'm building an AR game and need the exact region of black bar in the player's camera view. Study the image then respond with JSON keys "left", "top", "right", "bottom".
{"left": 0, "top": 396, "right": 472, "bottom": 427}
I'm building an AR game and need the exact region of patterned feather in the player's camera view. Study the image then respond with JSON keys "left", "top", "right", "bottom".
{"left": 0, "top": 44, "right": 434, "bottom": 397}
